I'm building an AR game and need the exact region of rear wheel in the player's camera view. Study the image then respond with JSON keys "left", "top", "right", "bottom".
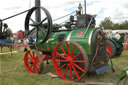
{"left": 24, "top": 49, "right": 44, "bottom": 74}
{"left": 52, "top": 41, "right": 88, "bottom": 81}
{"left": 106, "top": 40, "right": 116, "bottom": 58}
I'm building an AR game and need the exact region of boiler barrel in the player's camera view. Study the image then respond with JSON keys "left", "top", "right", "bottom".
{"left": 36, "top": 28, "right": 102, "bottom": 56}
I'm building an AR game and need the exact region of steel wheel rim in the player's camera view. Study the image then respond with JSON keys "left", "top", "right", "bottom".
{"left": 106, "top": 44, "right": 112, "bottom": 61}
{"left": 106, "top": 44, "right": 111, "bottom": 55}
{"left": 25, "top": 6, "right": 52, "bottom": 44}
{"left": 106, "top": 44, "right": 112, "bottom": 58}
{"left": 52, "top": 41, "right": 88, "bottom": 81}
{"left": 24, "top": 50, "right": 41, "bottom": 74}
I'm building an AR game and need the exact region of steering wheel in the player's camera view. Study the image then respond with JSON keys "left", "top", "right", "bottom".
{"left": 25, "top": 6, "right": 52, "bottom": 44}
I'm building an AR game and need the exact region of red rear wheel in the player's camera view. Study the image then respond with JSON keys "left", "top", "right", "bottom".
{"left": 106, "top": 44, "right": 112, "bottom": 61}
{"left": 106, "top": 40, "right": 117, "bottom": 58}
{"left": 24, "top": 49, "right": 44, "bottom": 74}
{"left": 52, "top": 41, "right": 88, "bottom": 81}
{"left": 106, "top": 44, "right": 112, "bottom": 55}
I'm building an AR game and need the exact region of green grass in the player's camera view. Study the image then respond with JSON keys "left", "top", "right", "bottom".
{"left": 0, "top": 49, "right": 128, "bottom": 85}
{"left": 0, "top": 47, "right": 18, "bottom": 53}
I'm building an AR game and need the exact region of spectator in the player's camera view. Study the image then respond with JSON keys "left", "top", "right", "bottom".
{"left": 124, "top": 33, "right": 128, "bottom": 41}
{"left": 115, "top": 32, "right": 121, "bottom": 40}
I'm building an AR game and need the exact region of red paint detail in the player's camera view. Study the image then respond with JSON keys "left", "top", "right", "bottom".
{"left": 72, "top": 65, "right": 80, "bottom": 80}
{"left": 56, "top": 52, "right": 67, "bottom": 60}
{"left": 73, "top": 52, "right": 81, "bottom": 60}
{"left": 75, "top": 31, "right": 85, "bottom": 38}
{"left": 52, "top": 41, "right": 86, "bottom": 81}
{"left": 106, "top": 45, "right": 111, "bottom": 55}
{"left": 59, "top": 63, "right": 67, "bottom": 70}
{"left": 71, "top": 45, "right": 75, "bottom": 57}
{"left": 106, "top": 44, "right": 112, "bottom": 59}
{"left": 70, "top": 64, "right": 73, "bottom": 79}
{"left": 56, "top": 60, "right": 67, "bottom": 62}
{"left": 73, "top": 63, "right": 85, "bottom": 72}
{"left": 13, "top": 32, "right": 25, "bottom": 40}
{"left": 106, "top": 44, "right": 112, "bottom": 61}
{"left": 66, "top": 42, "right": 70, "bottom": 56}
{"left": 64, "top": 65, "right": 69, "bottom": 77}
{"left": 73, "top": 60, "right": 85, "bottom": 63}
{"left": 41, "top": 55, "right": 51, "bottom": 61}
{"left": 76, "top": 11, "right": 79, "bottom": 14}
{"left": 60, "top": 45, "right": 68, "bottom": 57}
{"left": 24, "top": 50, "right": 40, "bottom": 74}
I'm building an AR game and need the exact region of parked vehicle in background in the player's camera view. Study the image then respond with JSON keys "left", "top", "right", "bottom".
{"left": 13, "top": 32, "right": 25, "bottom": 44}
{"left": 106, "top": 30, "right": 127, "bottom": 57}
{"left": 123, "top": 33, "right": 128, "bottom": 50}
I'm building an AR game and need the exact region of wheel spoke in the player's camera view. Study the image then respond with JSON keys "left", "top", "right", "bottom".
{"left": 38, "top": 26, "right": 46, "bottom": 35}
{"left": 60, "top": 45, "right": 68, "bottom": 57}
{"left": 35, "top": 56, "right": 39, "bottom": 62}
{"left": 59, "top": 63, "right": 67, "bottom": 70}
{"left": 36, "top": 64, "right": 40, "bottom": 69}
{"left": 72, "top": 65, "right": 80, "bottom": 80}
{"left": 106, "top": 45, "right": 111, "bottom": 54}
{"left": 73, "top": 52, "right": 81, "bottom": 59}
{"left": 28, "top": 51, "right": 33, "bottom": 58}
{"left": 73, "top": 63, "right": 85, "bottom": 72}
{"left": 35, "top": 66, "right": 39, "bottom": 73}
{"left": 66, "top": 42, "right": 70, "bottom": 56}
{"left": 27, "top": 28, "right": 36, "bottom": 36}
{"left": 56, "top": 52, "right": 67, "bottom": 60}
{"left": 30, "top": 64, "right": 34, "bottom": 69}
{"left": 71, "top": 45, "right": 75, "bottom": 57}
{"left": 33, "top": 65, "right": 36, "bottom": 72}
{"left": 70, "top": 64, "right": 73, "bottom": 79}
{"left": 64, "top": 65, "right": 69, "bottom": 77}
{"left": 32, "top": 51, "right": 35, "bottom": 57}
{"left": 30, "top": 18, "right": 35, "bottom": 23}
{"left": 73, "top": 60, "right": 85, "bottom": 63}
{"left": 40, "top": 17, "right": 47, "bottom": 24}
{"left": 27, "top": 57, "right": 34, "bottom": 62}
{"left": 56, "top": 60, "right": 67, "bottom": 62}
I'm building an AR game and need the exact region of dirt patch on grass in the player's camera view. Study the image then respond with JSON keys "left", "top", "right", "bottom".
{"left": 0, "top": 51, "right": 18, "bottom": 55}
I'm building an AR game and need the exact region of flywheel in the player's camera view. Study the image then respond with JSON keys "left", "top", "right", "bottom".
{"left": 25, "top": 6, "right": 52, "bottom": 44}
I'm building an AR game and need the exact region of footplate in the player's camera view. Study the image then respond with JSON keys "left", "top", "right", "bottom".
{"left": 96, "top": 64, "right": 110, "bottom": 75}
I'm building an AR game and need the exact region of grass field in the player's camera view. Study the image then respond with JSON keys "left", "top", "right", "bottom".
{"left": 0, "top": 48, "right": 128, "bottom": 85}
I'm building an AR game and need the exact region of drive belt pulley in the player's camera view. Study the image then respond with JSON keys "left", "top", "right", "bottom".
{"left": 25, "top": 6, "right": 52, "bottom": 44}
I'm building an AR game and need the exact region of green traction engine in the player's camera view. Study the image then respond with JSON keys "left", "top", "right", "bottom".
{"left": 24, "top": 5, "right": 110, "bottom": 81}
{"left": 106, "top": 34, "right": 125, "bottom": 57}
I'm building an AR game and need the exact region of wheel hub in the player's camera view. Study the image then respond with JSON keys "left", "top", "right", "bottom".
{"left": 67, "top": 56, "right": 73, "bottom": 64}
{"left": 30, "top": 61, "right": 33, "bottom": 64}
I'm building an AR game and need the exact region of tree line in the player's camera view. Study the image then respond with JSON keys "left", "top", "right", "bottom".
{"left": 99, "top": 17, "right": 128, "bottom": 30}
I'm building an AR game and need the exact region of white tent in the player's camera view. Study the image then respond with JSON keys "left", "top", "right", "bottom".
{"left": 112, "top": 30, "right": 128, "bottom": 34}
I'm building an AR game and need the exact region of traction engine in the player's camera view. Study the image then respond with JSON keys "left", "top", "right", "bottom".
{"left": 24, "top": 1, "right": 110, "bottom": 81}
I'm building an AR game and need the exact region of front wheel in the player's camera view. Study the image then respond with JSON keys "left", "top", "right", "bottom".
{"left": 24, "top": 49, "right": 44, "bottom": 74}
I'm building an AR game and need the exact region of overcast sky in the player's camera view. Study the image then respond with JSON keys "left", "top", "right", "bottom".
{"left": 0, "top": 0, "right": 128, "bottom": 33}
